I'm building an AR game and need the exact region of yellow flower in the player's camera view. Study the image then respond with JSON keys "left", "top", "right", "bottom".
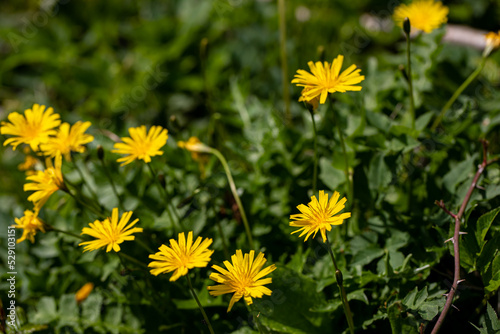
{"left": 393, "top": 1, "right": 448, "bottom": 34}
{"left": 148, "top": 231, "right": 214, "bottom": 281}
{"left": 40, "top": 121, "right": 94, "bottom": 161}
{"left": 75, "top": 283, "right": 94, "bottom": 303}
{"left": 18, "top": 147, "right": 39, "bottom": 172}
{"left": 292, "top": 55, "right": 365, "bottom": 104}
{"left": 11, "top": 210, "right": 46, "bottom": 243}
{"left": 24, "top": 155, "right": 65, "bottom": 211}
{"left": 178, "top": 136, "right": 211, "bottom": 164}
{"left": 484, "top": 31, "right": 500, "bottom": 57}
{"left": 111, "top": 125, "right": 168, "bottom": 166}
{"left": 79, "top": 208, "right": 143, "bottom": 253}
{"left": 1, "top": 104, "right": 61, "bottom": 151}
{"left": 290, "top": 190, "right": 351, "bottom": 242}
{"left": 208, "top": 250, "right": 276, "bottom": 312}
{"left": 298, "top": 88, "right": 320, "bottom": 111}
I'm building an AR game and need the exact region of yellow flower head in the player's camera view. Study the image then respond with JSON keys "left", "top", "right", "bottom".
{"left": 40, "top": 121, "right": 94, "bottom": 161}
{"left": 393, "top": 1, "right": 448, "bottom": 34}
{"left": 298, "top": 88, "right": 320, "bottom": 111}
{"left": 24, "top": 155, "right": 65, "bottom": 211}
{"left": 1, "top": 104, "right": 61, "bottom": 151}
{"left": 111, "top": 125, "right": 168, "bottom": 166}
{"left": 208, "top": 250, "right": 276, "bottom": 312}
{"left": 484, "top": 31, "right": 500, "bottom": 57}
{"left": 12, "top": 210, "right": 46, "bottom": 243}
{"left": 292, "top": 55, "right": 365, "bottom": 104}
{"left": 18, "top": 147, "right": 40, "bottom": 172}
{"left": 148, "top": 231, "right": 214, "bottom": 281}
{"left": 290, "top": 190, "right": 351, "bottom": 242}
{"left": 75, "top": 283, "right": 94, "bottom": 303}
{"left": 178, "top": 136, "right": 211, "bottom": 160}
{"left": 79, "top": 208, "right": 143, "bottom": 253}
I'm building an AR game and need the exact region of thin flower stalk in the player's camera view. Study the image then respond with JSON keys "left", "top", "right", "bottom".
{"left": 186, "top": 274, "right": 215, "bottom": 334}
{"left": 209, "top": 147, "right": 254, "bottom": 250}
{"left": 326, "top": 235, "right": 355, "bottom": 334}
{"left": 430, "top": 140, "right": 496, "bottom": 334}
{"left": 330, "top": 101, "right": 352, "bottom": 204}
{"left": 178, "top": 137, "right": 253, "bottom": 247}
{"left": 99, "top": 154, "right": 124, "bottom": 210}
{"left": 403, "top": 18, "right": 416, "bottom": 129}
{"left": 309, "top": 109, "right": 319, "bottom": 193}
{"left": 431, "top": 57, "right": 487, "bottom": 130}
{"left": 147, "top": 163, "right": 181, "bottom": 232}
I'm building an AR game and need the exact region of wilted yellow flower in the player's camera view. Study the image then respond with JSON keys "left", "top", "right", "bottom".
{"left": 178, "top": 136, "right": 211, "bottom": 161}
{"left": 75, "top": 283, "right": 94, "bottom": 303}
{"left": 40, "top": 121, "right": 94, "bottom": 161}
{"left": 11, "top": 210, "right": 46, "bottom": 243}
{"left": 393, "top": 0, "right": 448, "bottom": 34}
{"left": 148, "top": 231, "right": 214, "bottom": 281}
{"left": 24, "top": 155, "right": 65, "bottom": 211}
{"left": 79, "top": 208, "right": 143, "bottom": 253}
{"left": 290, "top": 190, "right": 351, "bottom": 242}
{"left": 111, "top": 125, "right": 168, "bottom": 166}
{"left": 1, "top": 104, "right": 61, "bottom": 151}
{"left": 208, "top": 250, "right": 276, "bottom": 312}
{"left": 18, "top": 147, "right": 39, "bottom": 172}
{"left": 484, "top": 31, "right": 500, "bottom": 57}
{"left": 298, "top": 88, "right": 320, "bottom": 111}
{"left": 292, "top": 55, "right": 365, "bottom": 104}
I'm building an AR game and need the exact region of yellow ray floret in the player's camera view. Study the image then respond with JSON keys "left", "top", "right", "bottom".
{"left": 393, "top": 0, "right": 448, "bottom": 34}
{"left": 79, "top": 208, "right": 143, "bottom": 253}
{"left": 24, "top": 155, "right": 65, "bottom": 211}
{"left": 292, "top": 55, "right": 365, "bottom": 104}
{"left": 40, "top": 121, "right": 94, "bottom": 161}
{"left": 11, "top": 209, "right": 46, "bottom": 243}
{"left": 290, "top": 190, "right": 351, "bottom": 242}
{"left": 208, "top": 250, "right": 276, "bottom": 312}
{"left": 148, "top": 231, "right": 214, "bottom": 281}
{"left": 1, "top": 104, "right": 61, "bottom": 151}
{"left": 112, "top": 125, "right": 168, "bottom": 166}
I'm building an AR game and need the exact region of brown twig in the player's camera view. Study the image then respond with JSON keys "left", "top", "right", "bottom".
{"left": 430, "top": 140, "right": 493, "bottom": 334}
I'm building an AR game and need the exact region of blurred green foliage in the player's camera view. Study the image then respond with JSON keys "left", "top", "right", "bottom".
{"left": 1, "top": 0, "right": 500, "bottom": 333}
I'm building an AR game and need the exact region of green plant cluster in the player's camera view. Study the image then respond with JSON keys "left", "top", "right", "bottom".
{"left": 1, "top": 1, "right": 500, "bottom": 333}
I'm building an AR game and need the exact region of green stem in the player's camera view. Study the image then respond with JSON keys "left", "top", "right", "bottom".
{"left": 330, "top": 102, "right": 352, "bottom": 204}
{"left": 147, "top": 164, "right": 181, "bottom": 232}
{"left": 73, "top": 160, "right": 99, "bottom": 201}
{"left": 46, "top": 225, "right": 85, "bottom": 240}
{"left": 431, "top": 57, "right": 487, "bottom": 130}
{"left": 309, "top": 109, "right": 318, "bottom": 194}
{"left": 100, "top": 158, "right": 123, "bottom": 210}
{"left": 212, "top": 199, "right": 230, "bottom": 259}
{"left": 405, "top": 32, "right": 415, "bottom": 130}
{"left": 278, "top": 0, "right": 290, "bottom": 124}
{"left": 185, "top": 274, "right": 215, "bottom": 334}
{"left": 335, "top": 119, "right": 352, "bottom": 204}
{"left": 325, "top": 235, "right": 355, "bottom": 334}
{"left": 136, "top": 238, "right": 154, "bottom": 254}
{"left": 65, "top": 189, "right": 106, "bottom": 219}
{"left": 119, "top": 252, "right": 148, "bottom": 269}
{"left": 249, "top": 303, "right": 266, "bottom": 334}
{"left": 208, "top": 148, "right": 254, "bottom": 250}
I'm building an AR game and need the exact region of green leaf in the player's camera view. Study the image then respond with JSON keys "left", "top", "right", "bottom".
{"left": 471, "top": 303, "right": 500, "bottom": 334}
{"left": 32, "top": 297, "right": 58, "bottom": 324}
{"left": 442, "top": 156, "right": 475, "bottom": 194}
{"left": 256, "top": 267, "right": 330, "bottom": 333}
{"left": 475, "top": 208, "right": 500, "bottom": 250}
{"left": 82, "top": 294, "right": 103, "bottom": 324}
{"left": 319, "top": 157, "right": 345, "bottom": 192}
{"left": 368, "top": 152, "right": 392, "bottom": 192}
